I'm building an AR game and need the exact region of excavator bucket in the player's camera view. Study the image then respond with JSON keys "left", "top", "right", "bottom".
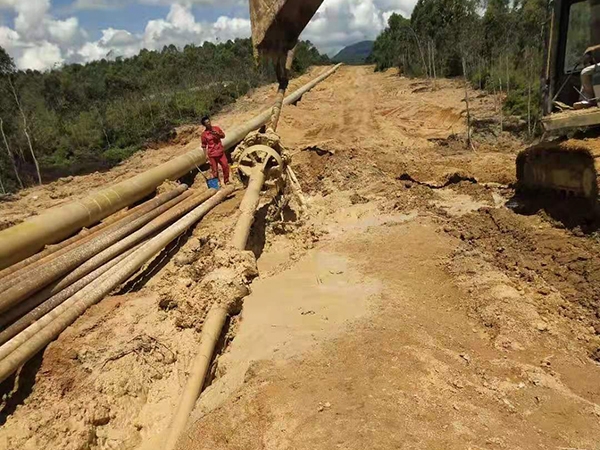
{"left": 516, "top": 140, "right": 600, "bottom": 199}
{"left": 249, "top": 0, "right": 324, "bottom": 57}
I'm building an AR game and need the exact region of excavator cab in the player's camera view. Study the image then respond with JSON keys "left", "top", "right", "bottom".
{"left": 542, "top": 0, "right": 600, "bottom": 130}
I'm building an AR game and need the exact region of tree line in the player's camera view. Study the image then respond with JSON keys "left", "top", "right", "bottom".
{"left": 0, "top": 39, "right": 330, "bottom": 193}
{"left": 370, "top": 0, "right": 557, "bottom": 134}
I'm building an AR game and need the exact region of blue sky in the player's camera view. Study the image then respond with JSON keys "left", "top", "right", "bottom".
{"left": 0, "top": 0, "right": 418, "bottom": 70}
{"left": 64, "top": 3, "right": 173, "bottom": 37}
{"left": 59, "top": 1, "right": 248, "bottom": 37}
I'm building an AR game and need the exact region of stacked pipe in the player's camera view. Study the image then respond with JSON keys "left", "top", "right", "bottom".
{"left": 0, "top": 184, "right": 237, "bottom": 383}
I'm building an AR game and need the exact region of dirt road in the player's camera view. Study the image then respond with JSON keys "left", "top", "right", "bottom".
{"left": 1, "top": 66, "right": 599, "bottom": 450}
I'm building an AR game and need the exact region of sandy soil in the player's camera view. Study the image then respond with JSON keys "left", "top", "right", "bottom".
{"left": 1, "top": 66, "right": 599, "bottom": 450}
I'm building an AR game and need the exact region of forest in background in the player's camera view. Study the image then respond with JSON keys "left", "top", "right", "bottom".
{"left": 370, "top": 0, "right": 590, "bottom": 135}
{"left": 0, "top": 39, "right": 330, "bottom": 193}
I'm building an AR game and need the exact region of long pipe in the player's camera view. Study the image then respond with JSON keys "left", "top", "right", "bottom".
{"left": 232, "top": 164, "right": 267, "bottom": 250}
{"left": 0, "top": 190, "right": 214, "bottom": 334}
{"left": 161, "top": 64, "right": 343, "bottom": 450}
{"left": 0, "top": 187, "right": 191, "bottom": 314}
{"left": 1, "top": 186, "right": 187, "bottom": 292}
{"left": 0, "top": 64, "right": 342, "bottom": 270}
{"left": 0, "top": 186, "right": 236, "bottom": 382}
{"left": 162, "top": 303, "right": 229, "bottom": 450}
{"left": 269, "top": 46, "right": 296, "bottom": 131}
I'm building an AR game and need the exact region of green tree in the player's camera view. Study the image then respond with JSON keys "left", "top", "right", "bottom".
{"left": 411, "top": 0, "right": 479, "bottom": 76}
{"left": 371, "top": 13, "right": 426, "bottom": 75}
{"left": 0, "top": 39, "right": 330, "bottom": 192}
{"left": 370, "top": 0, "right": 550, "bottom": 133}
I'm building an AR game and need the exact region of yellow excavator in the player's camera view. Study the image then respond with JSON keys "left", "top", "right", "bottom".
{"left": 517, "top": 0, "right": 600, "bottom": 201}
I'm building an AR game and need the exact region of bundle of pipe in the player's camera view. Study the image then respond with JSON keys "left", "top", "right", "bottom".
{"left": 0, "top": 186, "right": 235, "bottom": 384}
{"left": 0, "top": 187, "right": 184, "bottom": 346}
{"left": 0, "top": 185, "right": 217, "bottom": 340}
{"left": 0, "top": 242, "right": 144, "bottom": 347}
{"left": 0, "top": 196, "right": 157, "bottom": 284}
{"left": 0, "top": 64, "right": 342, "bottom": 270}
{"left": 0, "top": 188, "right": 219, "bottom": 347}
{"left": 0, "top": 188, "right": 217, "bottom": 321}
{"left": 0, "top": 186, "right": 191, "bottom": 312}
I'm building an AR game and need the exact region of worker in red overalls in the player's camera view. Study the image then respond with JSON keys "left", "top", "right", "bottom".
{"left": 201, "top": 115, "right": 230, "bottom": 185}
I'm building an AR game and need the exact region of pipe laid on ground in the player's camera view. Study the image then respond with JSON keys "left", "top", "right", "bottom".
{"left": 0, "top": 64, "right": 342, "bottom": 270}
{"left": 162, "top": 302, "right": 229, "bottom": 450}
{"left": 161, "top": 66, "right": 343, "bottom": 450}
{"left": 0, "top": 195, "right": 160, "bottom": 285}
{"left": 286, "top": 166, "right": 308, "bottom": 211}
{"left": 34, "top": 189, "right": 216, "bottom": 304}
{"left": 283, "top": 64, "right": 342, "bottom": 107}
{"left": 232, "top": 164, "right": 268, "bottom": 250}
{"left": 0, "top": 187, "right": 187, "bottom": 293}
{"left": 0, "top": 186, "right": 236, "bottom": 381}
{"left": 0, "top": 187, "right": 191, "bottom": 314}
{"left": 0, "top": 241, "right": 145, "bottom": 346}
{"left": 162, "top": 160, "right": 283, "bottom": 448}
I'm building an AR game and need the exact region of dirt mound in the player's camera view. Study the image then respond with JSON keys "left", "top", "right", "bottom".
{"left": 446, "top": 207, "right": 600, "bottom": 358}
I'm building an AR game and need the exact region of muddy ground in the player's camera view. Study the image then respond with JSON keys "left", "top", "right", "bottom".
{"left": 1, "top": 66, "right": 599, "bottom": 450}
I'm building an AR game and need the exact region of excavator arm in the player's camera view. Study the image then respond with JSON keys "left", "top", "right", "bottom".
{"left": 248, "top": 0, "right": 325, "bottom": 131}
{"left": 249, "top": 0, "right": 324, "bottom": 58}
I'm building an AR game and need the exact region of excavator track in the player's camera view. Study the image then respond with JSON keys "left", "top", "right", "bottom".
{"left": 516, "top": 138, "right": 600, "bottom": 200}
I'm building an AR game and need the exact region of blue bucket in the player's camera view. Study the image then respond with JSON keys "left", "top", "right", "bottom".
{"left": 207, "top": 178, "right": 220, "bottom": 190}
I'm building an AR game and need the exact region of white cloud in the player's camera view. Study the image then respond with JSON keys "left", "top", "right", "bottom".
{"left": 377, "top": 0, "right": 417, "bottom": 16}
{"left": 0, "top": 0, "right": 87, "bottom": 69}
{"left": 213, "top": 16, "right": 251, "bottom": 41}
{"left": 14, "top": 0, "right": 50, "bottom": 39}
{"left": 302, "top": 0, "right": 417, "bottom": 55}
{"left": 0, "top": 26, "right": 19, "bottom": 49}
{"left": 139, "top": 0, "right": 243, "bottom": 5}
{"left": 72, "top": 0, "right": 244, "bottom": 10}
{"left": 77, "top": 27, "right": 140, "bottom": 61}
{"left": 18, "top": 40, "right": 63, "bottom": 70}
{"left": 47, "top": 17, "right": 83, "bottom": 45}
{"left": 103, "top": 28, "right": 138, "bottom": 47}
{"left": 0, "top": 0, "right": 419, "bottom": 70}
{"left": 74, "top": 4, "right": 250, "bottom": 63}
{"left": 139, "top": 4, "right": 251, "bottom": 49}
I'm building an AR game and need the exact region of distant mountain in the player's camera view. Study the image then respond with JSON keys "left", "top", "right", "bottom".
{"left": 333, "top": 41, "right": 374, "bottom": 65}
